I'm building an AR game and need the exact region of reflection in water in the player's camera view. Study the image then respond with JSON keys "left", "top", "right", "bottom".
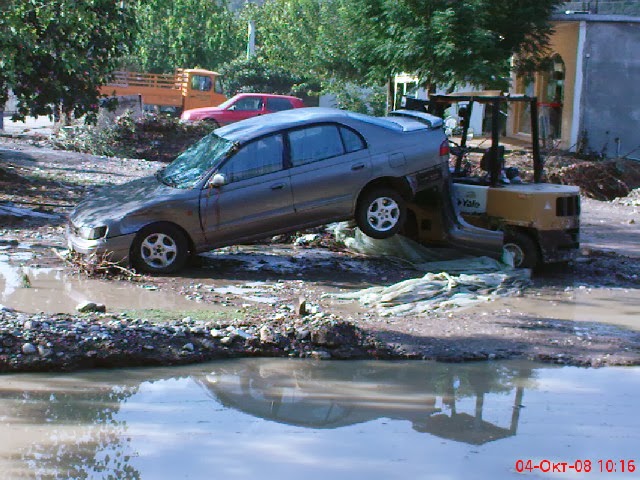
{"left": 202, "top": 360, "right": 528, "bottom": 445}
{"left": 1, "top": 360, "right": 639, "bottom": 479}
{"left": 0, "top": 375, "right": 142, "bottom": 479}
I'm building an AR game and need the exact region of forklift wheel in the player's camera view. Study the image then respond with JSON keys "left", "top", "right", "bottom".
{"left": 504, "top": 232, "right": 540, "bottom": 268}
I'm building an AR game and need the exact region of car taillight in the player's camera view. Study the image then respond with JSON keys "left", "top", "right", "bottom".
{"left": 439, "top": 139, "right": 450, "bottom": 156}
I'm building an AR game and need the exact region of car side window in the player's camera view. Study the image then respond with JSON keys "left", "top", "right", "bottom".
{"left": 233, "top": 97, "right": 263, "bottom": 111}
{"left": 340, "top": 126, "right": 366, "bottom": 153}
{"left": 267, "top": 97, "right": 294, "bottom": 112}
{"left": 214, "top": 77, "right": 224, "bottom": 94}
{"left": 219, "top": 135, "right": 283, "bottom": 183}
{"left": 289, "top": 125, "right": 344, "bottom": 167}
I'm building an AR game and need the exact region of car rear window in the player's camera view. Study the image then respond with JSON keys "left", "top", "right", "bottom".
{"left": 267, "top": 97, "right": 294, "bottom": 112}
{"left": 339, "top": 126, "right": 366, "bottom": 153}
{"left": 289, "top": 125, "right": 344, "bottom": 166}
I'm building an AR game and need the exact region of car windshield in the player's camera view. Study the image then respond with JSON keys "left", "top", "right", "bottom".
{"left": 216, "top": 96, "right": 239, "bottom": 110}
{"left": 157, "top": 133, "right": 235, "bottom": 189}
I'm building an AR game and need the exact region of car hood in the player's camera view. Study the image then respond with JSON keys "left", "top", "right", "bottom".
{"left": 189, "top": 106, "right": 223, "bottom": 116}
{"left": 70, "top": 175, "right": 184, "bottom": 226}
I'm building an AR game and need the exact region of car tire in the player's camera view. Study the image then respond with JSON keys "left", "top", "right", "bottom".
{"left": 503, "top": 231, "right": 540, "bottom": 268}
{"left": 130, "top": 223, "right": 189, "bottom": 274}
{"left": 356, "top": 188, "right": 406, "bottom": 239}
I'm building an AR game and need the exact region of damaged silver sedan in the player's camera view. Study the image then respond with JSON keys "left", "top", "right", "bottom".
{"left": 67, "top": 107, "right": 449, "bottom": 273}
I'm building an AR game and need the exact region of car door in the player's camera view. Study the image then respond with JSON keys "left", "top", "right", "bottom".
{"left": 199, "top": 133, "right": 294, "bottom": 246}
{"left": 287, "top": 124, "right": 372, "bottom": 223}
{"left": 221, "top": 95, "right": 265, "bottom": 125}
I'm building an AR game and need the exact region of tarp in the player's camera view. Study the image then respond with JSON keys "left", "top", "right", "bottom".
{"left": 329, "top": 223, "right": 530, "bottom": 314}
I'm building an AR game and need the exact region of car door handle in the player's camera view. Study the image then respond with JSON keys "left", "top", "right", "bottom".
{"left": 351, "top": 163, "right": 366, "bottom": 171}
{"left": 271, "top": 183, "right": 285, "bottom": 190}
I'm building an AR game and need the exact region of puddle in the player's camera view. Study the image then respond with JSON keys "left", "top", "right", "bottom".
{"left": 202, "top": 245, "right": 382, "bottom": 275}
{"left": 0, "top": 359, "right": 639, "bottom": 479}
{"left": 213, "top": 282, "right": 281, "bottom": 304}
{"left": 0, "top": 263, "right": 214, "bottom": 314}
{"left": 481, "top": 286, "right": 640, "bottom": 330}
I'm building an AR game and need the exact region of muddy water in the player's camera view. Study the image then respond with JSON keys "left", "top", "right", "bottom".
{"left": 0, "top": 359, "right": 639, "bottom": 479}
{"left": 483, "top": 286, "right": 640, "bottom": 330}
{"left": 0, "top": 261, "right": 212, "bottom": 314}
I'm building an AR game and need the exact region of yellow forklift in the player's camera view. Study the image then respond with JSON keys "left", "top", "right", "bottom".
{"left": 397, "top": 93, "right": 580, "bottom": 268}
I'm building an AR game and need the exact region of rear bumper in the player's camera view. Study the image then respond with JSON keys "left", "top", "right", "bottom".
{"left": 66, "top": 225, "right": 136, "bottom": 264}
{"left": 537, "top": 228, "right": 580, "bottom": 263}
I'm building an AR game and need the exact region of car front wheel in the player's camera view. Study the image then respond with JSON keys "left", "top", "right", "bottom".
{"left": 356, "top": 188, "right": 406, "bottom": 239}
{"left": 131, "top": 223, "right": 189, "bottom": 274}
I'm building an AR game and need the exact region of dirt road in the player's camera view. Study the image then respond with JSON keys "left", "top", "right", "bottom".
{"left": 1, "top": 136, "right": 639, "bottom": 370}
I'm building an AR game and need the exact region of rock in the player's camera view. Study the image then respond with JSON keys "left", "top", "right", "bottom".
{"left": 143, "top": 345, "right": 155, "bottom": 350}
{"left": 23, "top": 320, "right": 38, "bottom": 330}
{"left": 220, "top": 336, "right": 233, "bottom": 346}
{"left": 310, "top": 350, "right": 331, "bottom": 360}
{"left": 259, "top": 326, "right": 285, "bottom": 345}
{"left": 22, "top": 343, "right": 37, "bottom": 355}
{"left": 37, "top": 345, "right": 53, "bottom": 357}
{"left": 296, "top": 329, "right": 311, "bottom": 341}
{"left": 182, "top": 343, "right": 195, "bottom": 352}
{"left": 232, "top": 329, "right": 255, "bottom": 340}
{"left": 210, "top": 328, "right": 224, "bottom": 338}
{"left": 76, "top": 302, "right": 106, "bottom": 313}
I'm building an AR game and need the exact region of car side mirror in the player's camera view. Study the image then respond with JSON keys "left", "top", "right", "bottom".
{"left": 228, "top": 105, "right": 236, "bottom": 111}
{"left": 209, "top": 173, "right": 226, "bottom": 188}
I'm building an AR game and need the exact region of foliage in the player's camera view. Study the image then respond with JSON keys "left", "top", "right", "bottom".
{"left": 248, "top": 0, "right": 563, "bottom": 92}
{"left": 220, "top": 56, "right": 319, "bottom": 98}
{"left": 53, "top": 111, "right": 212, "bottom": 161}
{"left": 369, "top": 0, "right": 564, "bottom": 90}
{"left": 323, "top": 80, "right": 387, "bottom": 117}
{"left": 126, "top": 0, "right": 244, "bottom": 73}
{"left": 245, "top": 0, "right": 382, "bottom": 84}
{"left": 0, "top": 0, "right": 137, "bottom": 123}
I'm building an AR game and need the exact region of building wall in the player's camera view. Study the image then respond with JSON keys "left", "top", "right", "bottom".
{"left": 547, "top": 21, "right": 580, "bottom": 149}
{"left": 580, "top": 21, "right": 640, "bottom": 158}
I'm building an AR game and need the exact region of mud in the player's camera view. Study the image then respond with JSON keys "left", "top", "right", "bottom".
{"left": 1, "top": 136, "right": 640, "bottom": 371}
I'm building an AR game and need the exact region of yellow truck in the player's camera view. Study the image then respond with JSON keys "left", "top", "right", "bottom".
{"left": 99, "top": 68, "right": 226, "bottom": 114}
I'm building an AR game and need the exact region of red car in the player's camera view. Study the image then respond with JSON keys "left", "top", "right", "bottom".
{"left": 180, "top": 93, "right": 305, "bottom": 126}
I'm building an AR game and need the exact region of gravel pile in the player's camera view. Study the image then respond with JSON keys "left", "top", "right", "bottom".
{"left": 0, "top": 309, "right": 385, "bottom": 373}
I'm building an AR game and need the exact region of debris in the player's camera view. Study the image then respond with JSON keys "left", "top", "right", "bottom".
{"left": 334, "top": 257, "right": 530, "bottom": 315}
{"left": 76, "top": 301, "right": 107, "bottom": 313}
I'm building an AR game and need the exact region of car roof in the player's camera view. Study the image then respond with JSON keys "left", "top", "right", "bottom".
{"left": 215, "top": 107, "right": 431, "bottom": 143}
{"left": 234, "top": 92, "right": 301, "bottom": 100}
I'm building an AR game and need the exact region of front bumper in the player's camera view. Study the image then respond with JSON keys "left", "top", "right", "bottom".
{"left": 66, "top": 224, "right": 136, "bottom": 264}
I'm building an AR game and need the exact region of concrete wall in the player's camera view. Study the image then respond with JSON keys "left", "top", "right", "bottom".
{"left": 580, "top": 21, "right": 640, "bottom": 158}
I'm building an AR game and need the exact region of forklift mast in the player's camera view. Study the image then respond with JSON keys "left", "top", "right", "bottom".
{"left": 403, "top": 94, "right": 543, "bottom": 185}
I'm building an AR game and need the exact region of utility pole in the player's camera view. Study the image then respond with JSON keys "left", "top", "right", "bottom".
{"left": 247, "top": 20, "right": 256, "bottom": 59}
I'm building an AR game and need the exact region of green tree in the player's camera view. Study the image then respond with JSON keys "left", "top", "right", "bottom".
{"left": 128, "top": 0, "right": 244, "bottom": 73}
{"left": 220, "top": 56, "right": 303, "bottom": 95}
{"left": 251, "top": 0, "right": 562, "bottom": 92}
{"left": 368, "top": 0, "right": 564, "bottom": 90}
{"left": 250, "top": 0, "right": 380, "bottom": 83}
{"left": 0, "top": 0, "right": 136, "bottom": 123}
